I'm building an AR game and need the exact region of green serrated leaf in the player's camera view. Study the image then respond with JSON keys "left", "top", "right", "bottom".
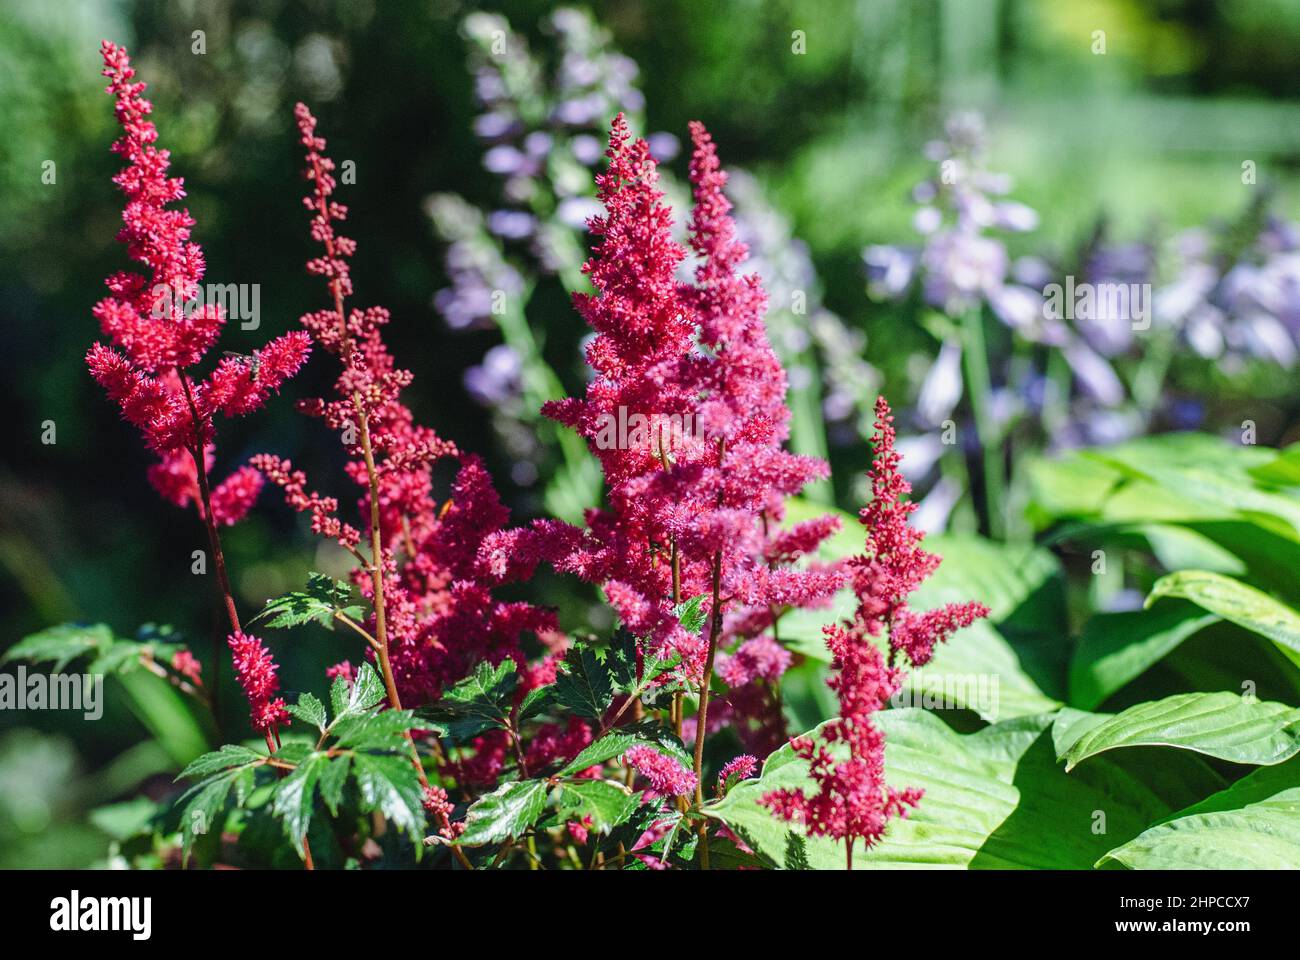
{"left": 555, "top": 645, "right": 613, "bottom": 719}
{"left": 424, "top": 660, "right": 517, "bottom": 740}
{"left": 318, "top": 755, "right": 351, "bottom": 817}
{"left": 458, "top": 780, "right": 548, "bottom": 846}
{"left": 353, "top": 753, "right": 425, "bottom": 837}
{"left": 329, "top": 671, "right": 350, "bottom": 720}
{"left": 333, "top": 710, "right": 421, "bottom": 751}
{"left": 346, "top": 663, "right": 387, "bottom": 715}
{"left": 248, "top": 573, "right": 363, "bottom": 632}
{"left": 675, "top": 594, "right": 709, "bottom": 634}
{"left": 610, "top": 629, "right": 682, "bottom": 696}
{"left": 176, "top": 744, "right": 264, "bottom": 782}
{"left": 551, "top": 779, "right": 640, "bottom": 835}
{"left": 4, "top": 623, "right": 112, "bottom": 671}
{"left": 518, "top": 684, "right": 554, "bottom": 720}
{"left": 272, "top": 752, "right": 327, "bottom": 856}
{"left": 557, "top": 731, "right": 638, "bottom": 777}
{"left": 287, "top": 692, "right": 328, "bottom": 733}
{"left": 178, "top": 769, "right": 244, "bottom": 863}
{"left": 271, "top": 739, "right": 313, "bottom": 766}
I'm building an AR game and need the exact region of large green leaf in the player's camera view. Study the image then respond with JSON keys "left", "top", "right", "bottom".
{"left": 1147, "top": 570, "right": 1300, "bottom": 664}
{"left": 1098, "top": 786, "right": 1300, "bottom": 869}
{"left": 1060, "top": 691, "right": 1300, "bottom": 770}
{"left": 705, "top": 709, "right": 1218, "bottom": 869}
{"left": 1069, "top": 603, "right": 1220, "bottom": 710}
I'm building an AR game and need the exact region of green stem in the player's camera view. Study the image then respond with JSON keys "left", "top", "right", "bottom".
{"left": 960, "top": 309, "right": 1005, "bottom": 540}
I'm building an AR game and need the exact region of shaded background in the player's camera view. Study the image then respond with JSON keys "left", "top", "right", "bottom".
{"left": 1, "top": 0, "right": 1297, "bottom": 865}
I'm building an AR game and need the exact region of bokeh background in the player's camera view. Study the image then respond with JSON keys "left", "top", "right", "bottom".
{"left": 1, "top": 0, "right": 1297, "bottom": 866}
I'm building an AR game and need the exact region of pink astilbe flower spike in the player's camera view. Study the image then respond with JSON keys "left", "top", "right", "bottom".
{"left": 227, "top": 631, "right": 289, "bottom": 733}
{"left": 90, "top": 42, "right": 311, "bottom": 742}
{"left": 251, "top": 104, "right": 558, "bottom": 717}
{"left": 761, "top": 397, "right": 988, "bottom": 865}
{"left": 480, "top": 117, "right": 844, "bottom": 691}
{"left": 716, "top": 754, "right": 758, "bottom": 796}
{"left": 625, "top": 745, "right": 698, "bottom": 798}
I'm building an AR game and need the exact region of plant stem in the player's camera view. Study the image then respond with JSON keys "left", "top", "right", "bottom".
{"left": 959, "top": 309, "right": 1005, "bottom": 539}
{"left": 178, "top": 374, "right": 313, "bottom": 867}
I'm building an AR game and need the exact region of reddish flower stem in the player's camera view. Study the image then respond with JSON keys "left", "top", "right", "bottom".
{"left": 178, "top": 372, "right": 313, "bottom": 867}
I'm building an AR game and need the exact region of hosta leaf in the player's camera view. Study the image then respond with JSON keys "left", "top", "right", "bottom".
{"left": 1248, "top": 443, "right": 1300, "bottom": 487}
{"left": 352, "top": 753, "right": 425, "bottom": 837}
{"left": 1061, "top": 691, "right": 1300, "bottom": 770}
{"left": 1069, "top": 604, "right": 1220, "bottom": 710}
{"left": 272, "top": 751, "right": 328, "bottom": 856}
{"left": 1147, "top": 570, "right": 1300, "bottom": 663}
{"left": 458, "top": 780, "right": 549, "bottom": 846}
{"left": 706, "top": 709, "right": 1222, "bottom": 869}
{"left": 287, "top": 692, "right": 328, "bottom": 733}
{"left": 1099, "top": 786, "right": 1300, "bottom": 869}
{"left": 551, "top": 779, "right": 640, "bottom": 834}
{"left": 1138, "top": 523, "right": 1246, "bottom": 576}
{"left": 555, "top": 644, "right": 613, "bottom": 719}
{"left": 176, "top": 744, "right": 265, "bottom": 782}
{"left": 4, "top": 623, "right": 112, "bottom": 671}
{"left": 249, "top": 573, "right": 364, "bottom": 632}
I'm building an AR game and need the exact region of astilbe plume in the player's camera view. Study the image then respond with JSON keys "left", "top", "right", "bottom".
{"left": 481, "top": 117, "right": 844, "bottom": 703}
{"left": 88, "top": 43, "right": 310, "bottom": 517}
{"left": 257, "top": 104, "right": 560, "bottom": 720}
{"left": 89, "top": 42, "right": 311, "bottom": 743}
{"left": 761, "top": 397, "right": 989, "bottom": 866}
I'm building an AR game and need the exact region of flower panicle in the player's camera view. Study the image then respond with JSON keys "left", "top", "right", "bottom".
{"left": 89, "top": 41, "right": 310, "bottom": 523}
{"left": 761, "top": 396, "right": 988, "bottom": 858}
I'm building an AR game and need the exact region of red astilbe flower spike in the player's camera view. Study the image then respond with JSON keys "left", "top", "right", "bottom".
{"left": 855, "top": 396, "right": 990, "bottom": 667}
{"left": 89, "top": 42, "right": 310, "bottom": 500}
{"left": 625, "top": 745, "right": 698, "bottom": 798}
{"left": 89, "top": 42, "right": 310, "bottom": 743}
{"left": 258, "top": 104, "right": 556, "bottom": 720}
{"left": 480, "top": 117, "right": 844, "bottom": 693}
{"left": 761, "top": 397, "right": 988, "bottom": 864}
{"left": 227, "top": 631, "right": 289, "bottom": 733}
